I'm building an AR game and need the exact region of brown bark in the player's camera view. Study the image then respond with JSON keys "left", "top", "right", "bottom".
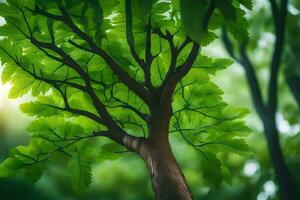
{"left": 137, "top": 139, "right": 192, "bottom": 200}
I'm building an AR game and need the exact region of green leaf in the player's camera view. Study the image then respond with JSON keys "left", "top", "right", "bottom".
{"left": 0, "top": 158, "right": 24, "bottom": 177}
{"left": 201, "top": 32, "right": 218, "bottom": 46}
{"left": 47, "top": 18, "right": 54, "bottom": 39}
{"left": 133, "top": 0, "right": 153, "bottom": 24}
{"left": 67, "top": 150, "right": 92, "bottom": 193}
{"left": 218, "top": 1, "right": 237, "bottom": 21}
{"left": 98, "top": 142, "right": 125, "bottom": 162}
{"left": 1, "top": 63, "right": 17, "bottom": 84}
{"left": 226, "top": 8, "right": 249, "bottom": 41}
{"left": 0, "top": 24, "right": 25, "bottom": 40}
{"left": 220, "top": 139, "right": 250, "bottom": 153}
{"left": 27, "top": 117, "right": 86, "bottom": 140}
{"left": 90, "top": 0, "right": 103, "bottom": 27}
{"left": 180, "top": 0, "right": 208, "bottom": 42}
{"left": 238, "top": 0, "right": 253, "bottom": 10}
{"left": 7, "top": 0, "right": 22, "bottom": 6}
{"left": 8, "top": 78, "right": 34, "bottom": 98}
{"left": 0, "top": 153, "right": 45, "bottom": 183}
{"left": 0, "top": 3, "right": 19, "bottom": 17}
{"left": 199, "top": 151, "right": 224, "bottom": 186}
{"left": 21, "top": 164, "right": 45, "bottom": 183}
{"left": 208, "top": 10, "right": 224, "bottom": 30}
{"left": 193, "top": 56, "right": 234, "bottom": 75}
{"left": 20, "top": 100, "right": 60, "bottom": 117}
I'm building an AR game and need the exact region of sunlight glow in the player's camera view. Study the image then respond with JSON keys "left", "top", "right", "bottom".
{"left": 257, "top": 192, "right": 268, "bottom": 200}
{"left": 243, "top": 160, "right": 260, "bottom": 177}
{"left": 289, "top": 4, "right": 300, "bottom": 15}
{"left": 263, "top": 181, "right": 276, "bottom": 196}
{"left": 258, "top": 32, "right": 275, "bottom": 48}
{"left": 257, "top": 180, "right": 277, "bottom": 200}
{"left": 0, "top": 17, "right": 4, "bottom": 25}
{"left": 253, "top": 0, "right": 269, "bottom": 10}
{"left": 0, "top": 83, "right": 10, "bottom": 111}
{"left": 277, "top": 113, "right": 300, "bottom": 136}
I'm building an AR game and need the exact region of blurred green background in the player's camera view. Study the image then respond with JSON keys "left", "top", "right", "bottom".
{"left": 0, "top": 0, "right": 300, "bottom": 199}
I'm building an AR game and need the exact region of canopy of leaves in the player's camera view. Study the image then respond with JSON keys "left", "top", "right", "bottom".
{"left": 0, "top": 0, "right": 251, "bottom": 192}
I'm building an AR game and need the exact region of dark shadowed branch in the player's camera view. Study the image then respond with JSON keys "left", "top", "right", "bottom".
{"left": 222, "top": 31, "right": 266, "bottom": 118}
{"left": 267, "top": 0, "right": 288, "bottom": 114}
{"left": 124, "top": 0, "right": 146, "bottom": 69}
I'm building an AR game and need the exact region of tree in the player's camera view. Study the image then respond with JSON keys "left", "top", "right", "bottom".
{"left": 0, "top": 0, "right": 251, "bottom": 199}
{"left": 284, "top": 0, "right": 300, "bottom": 108}
{"left": 221, "top": 0, "right": 299, "bottom": 199}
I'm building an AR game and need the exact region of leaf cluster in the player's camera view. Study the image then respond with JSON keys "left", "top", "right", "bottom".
{"left": 0, "top": 0, "right": 251, "bottom": 191}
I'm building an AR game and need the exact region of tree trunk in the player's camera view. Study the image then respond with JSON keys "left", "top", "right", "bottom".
{"left": 138, "top": 140, "right": 192, "bottom": 200}
{"left": 264, "top": 120, "right": 297, "bottom": 200}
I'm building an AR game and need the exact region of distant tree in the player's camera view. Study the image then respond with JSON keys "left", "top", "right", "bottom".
{"left": 0, "top": 0, "right": 250, "bottom": 199}
{"left": 222, "top": 0, "right": 299, "bottom": 199}
{"left": 284, "top": 0, "right": 300, "bottom": 108}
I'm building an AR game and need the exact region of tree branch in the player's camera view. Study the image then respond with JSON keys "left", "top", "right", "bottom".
{"left": 221, "top": 28, "right": 237, "bottom": 60}
{"left": 222, "top": 29, "right": 268, "bottom": 120}
{"left": 31, "top": 5, "right": 154, "bottom": 107}
{"left": 173, "top": 42, "right": 200, "bottom": 83}
{"left": 109, "top": 88, "right": 149, "bottom": 122}
{"left": 157, "top": 30, "right": 179, "bottom": 90}
{"left": 23, "top": 131, "right": 110, "bottom": 167}
{"left": 28, "top": 37, "right": 121, "bottom": 132}
{"left": 144, "top": 20, "right": 154, "bottom": 90}
{"left": 203, "top": 0, "right": 217, "bottom": 31}
{"left": 14, "top": 8, "right": 144, "bottom": 149}
{"left": 44, "top": 103, "right": 103, "bottom": 124}
{"left": 125, "top": 0, "right": 146, "bottom": 68}
{"left": 239, "top": 44, "right": 268, "bottom": 119}
{"left": 147, "top": 1, "right": 217, "bottom": 140}
{"left": 267, "top": 0, "right": 288, "bottom": 114}
{"left": 177, "top": 37, "right": 191, "bottom": 54}
{"left": 173, "top": 0, "right": 216, "bottom": 84}
{"left": 269, "top": 0, "right": 279, "bottom": 21}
